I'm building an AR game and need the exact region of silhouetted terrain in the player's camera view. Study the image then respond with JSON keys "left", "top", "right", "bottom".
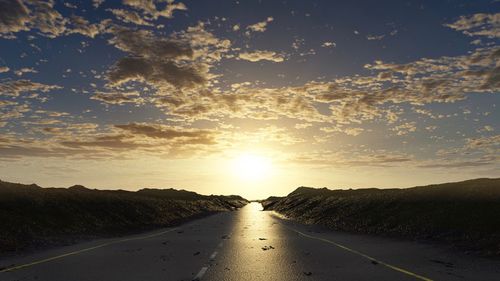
{"left": 262, "top": 178, "right": 500, "bottom": 256}
{"left": 0, "top": 180, "right": 247, "bottom": 254}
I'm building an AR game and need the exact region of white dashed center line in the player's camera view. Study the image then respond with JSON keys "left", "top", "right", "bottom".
{"left": 209, "top": 251, "right": 218, "bottom": 261}
{"left": 192, "top": 236, "right": 227, "bottom": 280}
{"left": 192, "top": 266, "right": 208, "bottom": 281}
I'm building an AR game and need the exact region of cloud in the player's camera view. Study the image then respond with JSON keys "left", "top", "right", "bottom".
{"left": 238, "top": 50, "right": 285, "bottom": 62}
{"left": 0, "top": 0, "right": 30, "bottom": 38}
{"left": 91, "top": 91, "right": 145, "bottom": 105}
{"left": 445, "top": 13, "right": 500, "bottom": 38}
{"left": 391, "top": 122, "right": 416, "bottom": 136}
{"left": 321, "top": 41, "right": 336, "bottom": 48}
{"left": 102, "top": 22, "right": 233, "bottom": 112}
{"left": 114, "top": 123, "right": 217, "bottom": 145}
{"left": 159, "top": 1, "right": 187, "bottom": 18}
{"left": 0, "top": 100, "right": 16, "bottom": 107}
{"left": 0, "top": 143, "right": 104, "bottom": 159}
{"left": 0, "top": 66, "right": 10, "bottom": 73}
{"left": 105, "top": 26, "right": 210, "bottom": 89}
{"left": 153, "top": 84, "right": 327, "bottom": 122}
{"left": 0, "top": 0, "right": 105, "bottom": 39}
{"left": 106, "top": 41, "right": 499, "bottom": 127}
{"left": 17, "top": 0, "right": 67, "bottom": 38}
{"left": 60, "top": 134, "right": 146, "bottom": 150}
{"left": 292, "top": 150, "right": 413, "bottom": 167}
{"left": 246, "top": 17, "right": 273, "bottom": 34}
{"left": 107, "top": 26, "right": 193, "bottom": 59}
{"left": 465, "top": 135, "right": 500, "bottom": 151}
{"left": 0, "top": 121, "right": 221, "bottom": 160}
{"left": 93, "top": 0, "right": 104, "bottom": 8}
{"left": 108, "top": 56, "right": 207, "bottom": 88}
{"left": 14, "top": 67, "right": 37, "bottom": 76}
{"left": 366, "top": 34, "right": 385, "bottom": 40}
{"left": 417, "top": 159, "right": 496, "bottom": 168}
{"left": 151, "top": 43, "right": 497, "bottom": 123}
{"left": 320, "top": 126, "right": 364, "bottom": 136}
{"left": 109, "top": 9, "right": 153, "bottom": 26}
{"left": 122, "top": 0, "right": 187, "bottom": 20}
{"left": 67, "top": 15, "right": 102, "bottom": 38}
{"left": 0, "top": 79, "right": 61, "bottom": 97}
{"left": 295, "top": 123, "right": 312, "bottom": 129}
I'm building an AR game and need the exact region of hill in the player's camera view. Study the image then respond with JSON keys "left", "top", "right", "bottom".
{"left": 0, "top": 180, "right": 247, "bottom": 254}
{"left": 262, "top": 178, "right": 500, "bottom": 256}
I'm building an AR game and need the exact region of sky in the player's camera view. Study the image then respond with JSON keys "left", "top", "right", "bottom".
{"left": 0, "top": 0, "right": 498, "bottom": 199}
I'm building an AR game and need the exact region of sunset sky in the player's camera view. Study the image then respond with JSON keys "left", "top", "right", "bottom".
{"left": 0, "top": 0, "right": 498, "bottom": 199}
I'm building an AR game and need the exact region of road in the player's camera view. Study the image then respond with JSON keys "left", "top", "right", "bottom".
{"left": 1, "top": 202, "right": 500, "bottom": 281}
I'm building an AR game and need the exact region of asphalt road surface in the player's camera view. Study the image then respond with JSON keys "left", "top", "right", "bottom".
{"left": 1, "top": 202, "right": 500, "bottom": 281}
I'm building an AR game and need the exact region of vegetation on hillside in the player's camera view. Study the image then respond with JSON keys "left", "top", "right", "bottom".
{"left": 0, "top": 180, "right": 247, "bottom": 253}
{"left": 262, "top": 178, "right": 500, "bottom": 256}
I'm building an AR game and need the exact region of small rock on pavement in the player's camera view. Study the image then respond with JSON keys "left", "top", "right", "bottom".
{"left": 303, "top": 271, "right": 313, "bottom": 276}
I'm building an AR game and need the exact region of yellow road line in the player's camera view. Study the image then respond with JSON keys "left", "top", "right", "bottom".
{"left": 284, "top": 225, "right": 433, "bottom": 281}
{"left": 0, "top": 227, "right": 178, "bottom": 273}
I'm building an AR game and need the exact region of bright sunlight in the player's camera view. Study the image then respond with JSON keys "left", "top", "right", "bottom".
{"left": 231, "top": 153, "right": 273, "bottom": 181}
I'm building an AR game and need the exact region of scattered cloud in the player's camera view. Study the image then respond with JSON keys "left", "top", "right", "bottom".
{"left": 246, "top": 17, "right": 273, "bottom": 35}
{"left": 321, "top": 41, "right": 336, "bottom": 48}
{"left": 0, "top": 0, "right": 31, "bottom": 38}
{"left": 115, "top": 123, "right": 217, "bottom": 145}
{"left": 109, "top": 9, "right": 153, "bottom": 26}
{"left": 366, "top": 34, "right": 385, "bottom": 40}
{"left": 292, "top": 150, "right": 413, "bottom": 167}
{"left": 14, "top": 67, "right": 37, "bottom": 76}
{"left": 391, "top": 122, "right": 417, "bottom": 136}
{"left": 122, "top": 0, "right": 187, "bottom": 20}
{"left": 93, "top": 0, "right": 105, "bottom": 9}
{"left": 0, "top": 0, "right": 106, "bottom": 39}
{"left": 91, "top": 91, "right": 145, "bottom": 105}
{"left": 445, "top": 13, "right": 500, "bottom": 38}
{"left": 0, "top": 79, "right": 61, "bottom": 97}
{"left": 238, "top": 50, "right": 285, "bottom": 62}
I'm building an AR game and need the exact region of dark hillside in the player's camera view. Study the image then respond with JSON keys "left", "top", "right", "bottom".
{"left": 0, "top": 180, "right": 247, "bottom": 254}
{"left": 262, "top": 178, "right": 500, "bottom": 256}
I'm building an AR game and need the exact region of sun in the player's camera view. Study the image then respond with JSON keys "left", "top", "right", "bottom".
{"left": 231, "top": 153, "right": 273, "bottom": 181}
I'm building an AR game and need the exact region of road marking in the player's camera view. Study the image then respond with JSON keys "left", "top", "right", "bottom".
{"left": 209, "top": 251, "right": 218, "bottom": 260}
{"left": 0, "top": 227, "right": 179, "bottom": 273}
{"left": 285, "top": 226, "right": 433, "bottom": 281}
{"left": 192, "top": 266, "right": 208, "bottom": 281}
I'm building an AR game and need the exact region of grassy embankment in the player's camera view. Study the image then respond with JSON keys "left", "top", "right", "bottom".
{"left": 0, "top": 180, "right": 247, "bottom": 253}
{"left": 262, "top": 178, "right": 500, "bottom": 256}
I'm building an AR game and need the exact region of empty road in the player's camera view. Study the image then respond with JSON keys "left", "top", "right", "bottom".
{"left": 1, "top": 203, "right": 500, "bottom": 281}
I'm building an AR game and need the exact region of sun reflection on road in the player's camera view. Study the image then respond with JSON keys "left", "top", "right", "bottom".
{"left": 210, "top": 202, "right": 297, "bottom": 281}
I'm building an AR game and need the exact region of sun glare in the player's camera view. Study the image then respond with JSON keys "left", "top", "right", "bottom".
{"left": 232, "top": 153, "right": 273, "bottom": 181}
